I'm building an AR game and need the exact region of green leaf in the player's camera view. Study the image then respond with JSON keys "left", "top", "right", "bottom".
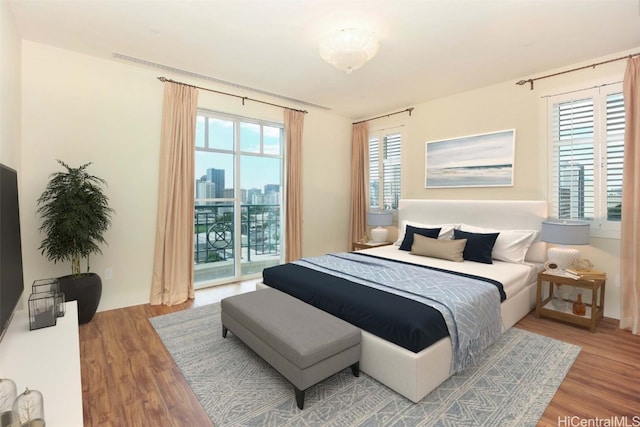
{"left": 36, "top": 160, "right": 114, "bottom": 277}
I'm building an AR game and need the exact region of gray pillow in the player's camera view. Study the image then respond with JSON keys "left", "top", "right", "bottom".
{"left": 411, "top": 234, "right": 467, "bottom": 262}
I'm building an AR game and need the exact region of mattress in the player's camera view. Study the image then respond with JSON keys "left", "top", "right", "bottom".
{"left": 362, "top": 244, "right": 542, "bottom": 299}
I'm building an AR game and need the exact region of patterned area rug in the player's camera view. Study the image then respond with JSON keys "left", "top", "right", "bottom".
{"left": 150, "top": 303, "right": 580, "bottom": 427}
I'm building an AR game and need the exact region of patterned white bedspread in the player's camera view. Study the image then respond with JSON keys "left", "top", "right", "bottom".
{"left": 295, "top": 252, "right": 503, "bottom": 373}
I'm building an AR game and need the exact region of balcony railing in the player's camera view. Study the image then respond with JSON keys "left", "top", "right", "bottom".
{"left": 194, "top": 204, "right": 280, "bottom": 265}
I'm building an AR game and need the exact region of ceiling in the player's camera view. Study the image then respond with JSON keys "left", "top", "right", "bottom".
{"left": 7, "top": 0, "right": 640, "bottom": 120}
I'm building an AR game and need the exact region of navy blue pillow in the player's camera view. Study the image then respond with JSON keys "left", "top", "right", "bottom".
{"left": 453, "top": 229, "right": 499, "bottom": 264}
{"left": 399, "top": 225, "right": 441, "bottom": 251}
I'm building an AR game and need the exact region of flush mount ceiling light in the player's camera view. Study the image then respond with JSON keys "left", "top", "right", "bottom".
{"left": 319, "top": 28, "right": 379, "bottom": 74}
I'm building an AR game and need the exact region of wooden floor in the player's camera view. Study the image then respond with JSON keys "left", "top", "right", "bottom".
{"left": 79, "top": 281, "right": 640, "bottom": 427}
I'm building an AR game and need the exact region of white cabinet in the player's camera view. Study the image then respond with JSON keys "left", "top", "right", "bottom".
{"left": 0, "top": 302, "right": 83, "bottom": 426}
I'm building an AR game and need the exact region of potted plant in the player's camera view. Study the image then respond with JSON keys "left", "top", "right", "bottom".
{"left": 36, "top": 160, "right": 114, "bottom": 324}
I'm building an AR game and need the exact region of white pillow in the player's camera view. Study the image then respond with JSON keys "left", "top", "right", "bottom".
{"left": 459, "top": 224, "right": 539, "bottom": 264}
{"left": 395, "top": 221, "right": 458, "bottom": 245}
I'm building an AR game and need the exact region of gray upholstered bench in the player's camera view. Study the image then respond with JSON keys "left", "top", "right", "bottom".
{"left": 221, "top": 288, "right": 361, "bottom": 409}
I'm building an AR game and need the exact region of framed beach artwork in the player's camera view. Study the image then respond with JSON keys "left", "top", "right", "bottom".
{"left": 425, "top": 129, "right": 515, "bottom": 188}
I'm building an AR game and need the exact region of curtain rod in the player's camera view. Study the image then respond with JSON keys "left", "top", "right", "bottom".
{"left": 157, "top": 77, "right": 308, "bottom": 114}
{"left": 516, "top": 52, "right": 640, "bottom": 90}
{"left": 353, "top": 107, "right": 414, "bottom": 125}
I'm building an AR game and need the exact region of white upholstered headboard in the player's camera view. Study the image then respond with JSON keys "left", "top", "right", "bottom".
{"left": 397, "top": 199, "right": 549, "bottom": 263}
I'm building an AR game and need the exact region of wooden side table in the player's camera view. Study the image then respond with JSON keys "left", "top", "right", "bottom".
{"left": 535, "top": 271, "right": 605, "bottom": 332}
{"left": 352, "top": 241, "right": 392, "bottom": 251}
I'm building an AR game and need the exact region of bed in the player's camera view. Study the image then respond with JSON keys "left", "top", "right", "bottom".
{"left": 258, "top": 199, "right": 548, "bottom": 402}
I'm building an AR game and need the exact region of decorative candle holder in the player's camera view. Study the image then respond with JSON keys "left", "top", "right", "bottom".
{"left": 32, "top": 279, "right": 65, "bottom": 318}
{"left": 551, "top": 284, "right": 567, "bottom": 310}
{"left": 12, "top": 388, "right": 45, "bottom": 427}
{"left": 0, "top": 378, "right": 16, "bottom": 427}
{"left": 31, "top": 278, "right": 58, "bottom": 295}
{"left": 54, "top": 292, "right": 65, "bottom": 318}
{"left": 28, "top": 292, "right": 57, "bottom": 330}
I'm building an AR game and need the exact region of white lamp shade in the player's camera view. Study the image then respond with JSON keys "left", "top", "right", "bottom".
{"left": 540, "top": 220, "right": 590, "bottom": 245}
{"left": 367, "top": 211, "right": 393, "bottom": 227}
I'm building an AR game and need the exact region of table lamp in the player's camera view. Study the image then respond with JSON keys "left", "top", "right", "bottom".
{"left": 367, "top": 210, "right": 393, "bottom": 243}
{"left": 540, "top": 219, "right": 590, "bottom": 270}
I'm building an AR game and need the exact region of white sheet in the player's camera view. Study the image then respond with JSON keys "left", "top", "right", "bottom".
{"left": 360, "top": 245, "right": 543, "bottom": 299}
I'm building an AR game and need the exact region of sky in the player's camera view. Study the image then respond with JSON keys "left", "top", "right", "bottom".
{"left": 195, "top": 116, "right": 282, "bottom": 190}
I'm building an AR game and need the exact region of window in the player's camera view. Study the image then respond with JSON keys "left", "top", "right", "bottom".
{"left": 547, "top": 83, "right": 624, "bottom": 237}
{"left": 194, "top": 110, "right": 284, "bottom": 286}
{"left": 369, "top": 129, "right": 402, "bottom": 210}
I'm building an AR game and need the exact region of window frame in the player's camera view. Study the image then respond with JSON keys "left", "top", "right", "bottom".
{"left": 194, "top": 109, "right": 285, "bottom": 287}
{"left": 368, "top": 125, "right": 404, "bottom": 211}
{"left": 545, "top": 81, "right": 624, "bottom": 239}
{"left": 196, "top": 109, "right": 284, "bottom": 201}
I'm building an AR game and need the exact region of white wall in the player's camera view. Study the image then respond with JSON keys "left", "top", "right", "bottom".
{"left": 20, "top": 41, "right": 351, "bottom": 312}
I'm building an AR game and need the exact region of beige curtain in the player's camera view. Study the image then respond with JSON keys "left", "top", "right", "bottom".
{"left": 349, "top": 122, "right": 369, "bottom": 246}
{"left": 284, "top": 109, "right": 304, "bottom": 262}
{"left": 620, "top": 57, "right": 640, "bottom": 334}
{"left": 150, "top": 82, "right": 199, "bottom": 305}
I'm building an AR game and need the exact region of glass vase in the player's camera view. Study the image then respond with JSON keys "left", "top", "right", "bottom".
{"left": 12, "top": 388, "right": 45, "bottom": 427}
{"left": 551, "top": 284, "right": 567, "bottom": 310}
{"left": 0, "top": 378, "right": 16, "bottom": 427}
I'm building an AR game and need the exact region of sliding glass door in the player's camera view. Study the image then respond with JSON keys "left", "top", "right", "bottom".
{"left": 194, "top": 111, "right": 283, "bottom": 287}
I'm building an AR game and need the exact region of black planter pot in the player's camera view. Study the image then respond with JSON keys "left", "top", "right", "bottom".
{"left": 58, "top": 273, "right": 102, "bottom": 324}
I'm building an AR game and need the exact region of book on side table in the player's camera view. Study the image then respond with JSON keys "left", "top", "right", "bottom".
{"left": 565, "top": 268, "right": 607, "bottom": 280}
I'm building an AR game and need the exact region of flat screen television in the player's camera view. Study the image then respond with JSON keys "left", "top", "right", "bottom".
{"left": 0, "top": 163, "right": 25, "bottom": 343}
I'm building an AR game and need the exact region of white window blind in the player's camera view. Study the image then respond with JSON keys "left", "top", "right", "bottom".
{"left": 548, "top": 83, "right": 624, "bottom": 237}
{"left": 605, "top": 92, "right": 624, "bottom": 222}
{"left": 369, "top": 137, "right": 380, "bottom": 208}
{"left": 369, "top": 130, "right": 402, "bottom": 210}
{"left": 552, "top": 96, "right": 595, "bottom": 220}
